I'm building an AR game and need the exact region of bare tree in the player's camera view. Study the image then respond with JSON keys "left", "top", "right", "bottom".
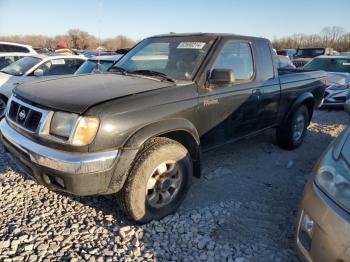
{"left": 273, "top": 26, "right": 350, "bottom": 52}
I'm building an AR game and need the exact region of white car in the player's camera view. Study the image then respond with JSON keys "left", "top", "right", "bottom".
{"left": 0, "top": 54, "right": 86, "bottom": 118}
{"left": 0, "top": 53, "right": 32, "bottom": 70}
{"left": 0, "top": 41, "right": 37, "bottom": 54}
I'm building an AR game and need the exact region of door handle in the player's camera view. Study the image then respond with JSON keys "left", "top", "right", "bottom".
{"left": 252, "top": 88, "right": 262, "bottom": 95}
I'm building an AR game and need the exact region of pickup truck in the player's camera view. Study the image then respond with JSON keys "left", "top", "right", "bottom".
{"left": 0, "top": 33, "right": 327, "bottom": 223}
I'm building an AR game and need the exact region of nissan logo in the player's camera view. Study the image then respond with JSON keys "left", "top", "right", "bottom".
{"left": 19, "top": 110, "right": 27, "bottom": 121}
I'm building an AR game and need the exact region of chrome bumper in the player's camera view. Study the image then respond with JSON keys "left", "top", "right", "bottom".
{"left": 0, "top": 119, "right": 118, "bottom": 174}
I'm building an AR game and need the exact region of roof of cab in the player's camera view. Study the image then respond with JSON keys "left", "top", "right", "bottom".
{"left": 150, "top": 32, "right": 269, "bottom": 41}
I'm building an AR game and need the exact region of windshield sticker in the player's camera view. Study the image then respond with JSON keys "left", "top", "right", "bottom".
{"left": 343, "top": 63, "right": 350, "bottom": 66}
{"left": 51, "top": 59, "right": 65, "bottom": 65}
{"left": 177, "top": 42, "right": 206, "bottom": 49}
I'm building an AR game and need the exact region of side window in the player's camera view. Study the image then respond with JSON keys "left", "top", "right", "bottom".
{"left": 213, "top": 42, "right": 254, "bottom": 81}
{"left": 0, "top": 44, "right": 29, "bottom": 53}
{"left": 38, "top": 59, "right": 83, "bottom": 76}
{"left": 0, "top": 56, "right": 16, "bottom": 69}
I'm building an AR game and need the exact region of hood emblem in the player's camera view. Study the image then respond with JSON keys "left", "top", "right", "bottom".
{"left": 19, "top": 110, "right": 27, "bottom": 121}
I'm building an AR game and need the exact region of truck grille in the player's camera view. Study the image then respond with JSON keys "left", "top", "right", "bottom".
{"left": 293, "top": 60, "right": 307, "bottom": 68}
{"left": 8, "top": 100, "right": 43, "bottom": 132}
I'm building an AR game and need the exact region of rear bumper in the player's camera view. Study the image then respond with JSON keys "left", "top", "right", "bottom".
{"left": 296, "top": 180, "right": 350, "bottom": 262}
{"left": 0, "top": 119, "right": 118, "bottom": 195}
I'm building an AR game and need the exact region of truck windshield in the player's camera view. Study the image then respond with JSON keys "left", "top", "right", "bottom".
{"left": 111, "top": 36, "right": 216, "bottom": 81}
{"left": 294, "top": 48, "right": 325, "bottom": 58}
{"left": 0, "top": 56, "right": 41, "bottom": 76}
{"left": 304, "top": 58, "right": 350, "bottom": 73}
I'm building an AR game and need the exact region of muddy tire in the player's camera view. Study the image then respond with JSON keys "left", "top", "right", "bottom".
{"left": 117, "top": 137, "right": 192, "bottom": 223}
{"left": 276, "top": 105, "right": 309, "bottom": 150}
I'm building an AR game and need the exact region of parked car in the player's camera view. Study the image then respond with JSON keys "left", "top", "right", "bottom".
{"left": 293, "top": 47, "right": 336, "bottom": 68}
{"left": 0, "top": 41, "right": 37, "bottom": 54}
{"left": 75, "top": 55, "right": 122, "bottom": 75}
{"left": 0, "top": 33, "right": 327, "bottom": 223}
{"left": 304, "top": 55, "right": 350, "bottom": 107}
{"left": 276, "top": 55, "right": 296, "bottom": 70}
{"left": 277, "top": 49, "right": 296, "bottom": 59}
{"left": 0, "top": 53, "right": 31, "bottom": 70}
{"left": 0, "top": 54, "right": 86, "bottom": 118}
{"left": 296, "top": 100, "right": 350, "bottom": 262}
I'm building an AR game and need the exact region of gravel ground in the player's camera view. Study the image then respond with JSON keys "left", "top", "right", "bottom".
{"left": 0, "top": 109, "right": 348, "bottom": 262}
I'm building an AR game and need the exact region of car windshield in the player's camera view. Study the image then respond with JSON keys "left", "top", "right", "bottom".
{"left": 294, "top": 48, "right": 325, "bottom": 58}
{"left": 111, "top": 36, "right": 216, "bottom": 81}
{"left": 304, "top": 58, "right": 350, "bottom": 73}
{"left": 0, "top": 56, "right": 41, "bottom": 76}
{"left": 75, "top": 60, "right": 115, "bottom": 75}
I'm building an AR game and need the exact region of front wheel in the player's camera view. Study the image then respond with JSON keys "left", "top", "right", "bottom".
{"left": 0, "top": 96, "right": 7, "bottom": 119}
{"left": 276, "top": 105, "right": 309, "bottom": 150}
{"left": 117, "top": 137, "right": 192, "bottom": 223}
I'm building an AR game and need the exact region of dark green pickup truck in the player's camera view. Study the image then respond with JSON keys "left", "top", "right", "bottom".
{"left": 0, "top": 33, "right": 327, "bottom": 222}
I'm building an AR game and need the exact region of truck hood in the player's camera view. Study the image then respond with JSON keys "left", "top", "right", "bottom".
{"left": 14, "top": 73, "right": 175, "bottom": 114}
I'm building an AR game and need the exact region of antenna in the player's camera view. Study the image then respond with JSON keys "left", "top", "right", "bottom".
{"left": 96, "top": 0, "right": 102, "bottom": 72}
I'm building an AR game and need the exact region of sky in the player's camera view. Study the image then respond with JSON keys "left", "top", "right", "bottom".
{"left": 0, "top": 0, "right": 349, "bottom": 41}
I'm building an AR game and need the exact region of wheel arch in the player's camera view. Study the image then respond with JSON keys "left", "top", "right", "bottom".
{"left": 285, "top": 92, "right": 315, "bottom": 124}
{"left": 106, "top": 118, "right": 202, "bottom": 193}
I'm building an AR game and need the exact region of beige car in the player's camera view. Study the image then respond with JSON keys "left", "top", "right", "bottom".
{"left": 296, "top": 103, "right": 350, "bottom": 261}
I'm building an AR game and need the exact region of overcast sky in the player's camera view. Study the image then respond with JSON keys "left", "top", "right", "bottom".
{"left": 0, "top": 0, "right": 349, "bottom": 41}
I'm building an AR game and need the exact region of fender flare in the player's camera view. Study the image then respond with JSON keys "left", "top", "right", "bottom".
{"left": 106, "top": 118, "right": 201, "bottom": 193}
{"left": 123, "top": 118, "right": 200, "bottom": 148}
{"left": 284, "top": 92, "right": 315, "bottom": 123}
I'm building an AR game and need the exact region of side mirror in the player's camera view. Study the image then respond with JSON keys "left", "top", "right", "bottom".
{"left": 34, "top": 69, "right": 44, "bottom": 77}
{"left": 345, "top": 99, "right": 350, "bottom": 114}
{"left": 208, "top": 69, "right": 235, "bottom": 88}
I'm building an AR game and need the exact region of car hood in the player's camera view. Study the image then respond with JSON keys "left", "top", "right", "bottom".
{"left": 14, "top": 73, "right": 175, "bottom": 114}
{"left": 326, "top": 72, "right": 350, "bottom": 86}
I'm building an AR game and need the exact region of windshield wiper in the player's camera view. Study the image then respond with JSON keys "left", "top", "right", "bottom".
{"left": 108, "top": 66, "right": 129, "bottom": 75}
{"left": 130, "top": 70, "right": 175, "bottom": 82}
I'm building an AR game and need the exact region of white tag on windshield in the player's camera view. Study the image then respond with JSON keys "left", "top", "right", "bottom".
{"left": 51, "top": 59, "right": 65, "bottom": 65}
{"left": 343, "top": 62, "right": 350, "bottom": 66}
{"left": 177, "top": 42, "right": 206, "bottom": 49}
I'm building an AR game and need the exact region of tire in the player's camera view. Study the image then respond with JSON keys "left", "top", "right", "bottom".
{"left": 276, "top": 105, "right": 309, "bottom": 150}
{"left": 0, "top": 96, "right": 7, "bottom": 119}
{"left": 117, "top": 137, "right": 193, "bottom": 223}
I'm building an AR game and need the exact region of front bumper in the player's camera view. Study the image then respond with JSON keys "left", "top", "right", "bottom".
{"left": 296, "top": 180, "right": 350, "bottom": 262}
{"left": 323, "top": 88, "right": 349, "bottom": 107}
{"left": 0, "top": 119, "right": 118, "bottom": 195}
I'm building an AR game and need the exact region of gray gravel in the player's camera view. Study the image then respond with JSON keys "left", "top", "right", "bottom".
{"left": 0, "top": 109, "right": 348, "bottom": 261}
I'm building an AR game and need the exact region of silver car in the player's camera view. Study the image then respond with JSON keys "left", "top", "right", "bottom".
{"left": 304, "top": 56, "right": 350, "bottom": 107}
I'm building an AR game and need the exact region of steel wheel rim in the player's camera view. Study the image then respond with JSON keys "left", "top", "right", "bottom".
{"left": 0, "top": 98, "right": 6, "bottom": 119}
{"left": 293, "top": 114, "right": 305, "bottom": 141}
{"left": 146, "top": 161, "right": 183, "bottom": 208}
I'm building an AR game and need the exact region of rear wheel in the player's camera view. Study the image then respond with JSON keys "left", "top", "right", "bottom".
{"left": 276, "top": 105, "right": 309, "bottom": 150}
{"left": 0, "top": 96, "right": 7, "bottom": 119}
{"left": 117, "top": 137, "right": 192, "bottom": 223}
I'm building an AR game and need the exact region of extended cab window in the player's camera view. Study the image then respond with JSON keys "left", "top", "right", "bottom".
{"left": 38, "top": 59, "right": 84, "bottom": 76}
{"left": 213, "top": 42, "right": 254, "bottom": 81}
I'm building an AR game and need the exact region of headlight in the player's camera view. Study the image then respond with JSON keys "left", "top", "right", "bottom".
{"left": 328, "top": 83, "right": 349, "bottom": 90}
{"left": 50, "top": 112, "right": 79, "bottom": 138}
{"left": 314, "top": 149, "right": 350, "bottom": 212}
{"left": 71, "top": 117, "right": 99, "bottom": 146}
{"left": 50, "top": 112, "right": 99, "bottom": 146}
